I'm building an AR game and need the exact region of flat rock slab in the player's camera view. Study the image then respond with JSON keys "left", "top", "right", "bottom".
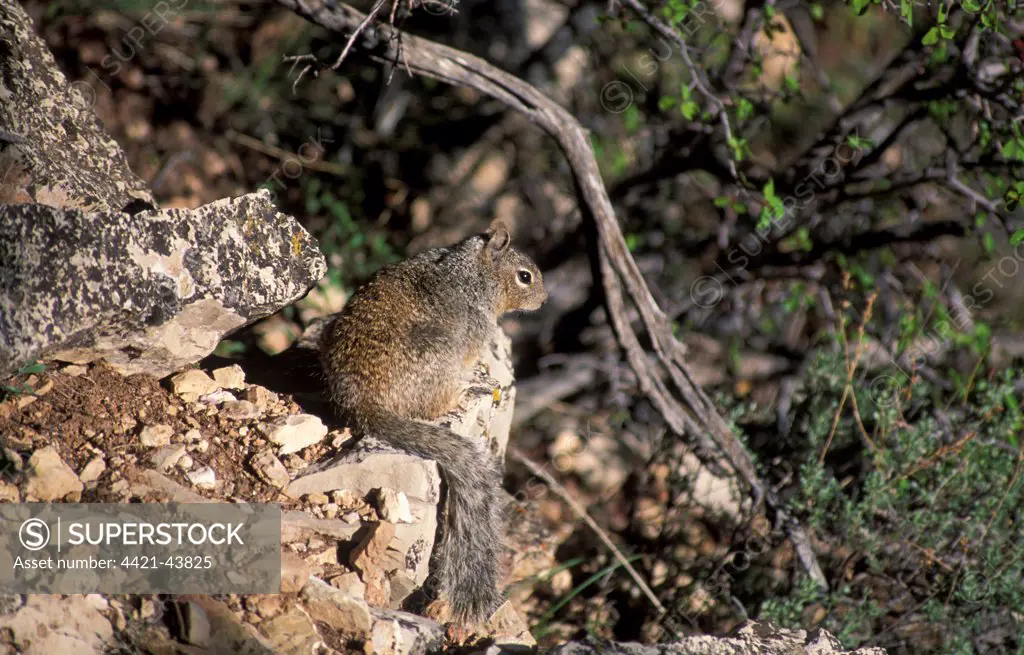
{"left": 0, "top": 0, "right": 325, "bottom": 380}
{"left": 287, "top": 438, "right": 441, "bottom": 591}
{"left": 0, "top": 193, "right": 326, "bottom": 378}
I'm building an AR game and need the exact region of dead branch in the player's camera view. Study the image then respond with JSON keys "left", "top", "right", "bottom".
{"left": 273, "top": 0, "right": 827, "bottom": 591}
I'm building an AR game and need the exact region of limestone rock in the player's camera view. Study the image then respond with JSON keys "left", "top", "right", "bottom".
{"left": 243, "top": 385, "right": 277, "bottom": 409}
{"left": 350, "top": 521, "right": 397, "bottom": 574}
{"left": 252, "top": 451, "right": 291, "bottom": 489}
{"left": 138, "top": 424, "right": 173, "bottom": 447}
{"left": 212, "top": 364, "right": 246, "bottom": 390}
{"left": 150, "top": 444, "right": 188, "bottom": 471}
{"left": 288, "top": 438, "right": 442, "bottom": 505}
{"left": 181, "top": 601, "right": 212, "bottom": 647}
{"left": 331, "top": 571, "right": 367, "bottom": 600}
{"left": 0, "top": 595, "right": 115, "bottom": 655}
{"left": 281, "top": 550, "right": 311, "bottom": 594}
{"left": 265, "top": 414, "right": 328, "bottom": 455}
{"left": 368, "top": 609, "right": 444, "bottom": 655}
{"left": 301, "top": 576, "right": 373, "bottom": 637}
{"left": 0, "top": 0, "right": 152, "bottom": 214}
{"left": 169, "top": 370, "right": 220, "bottom": 400}
{"left": 24, "top": 446, "right": 84, "bottom": 501}
{"left": 222, "top": 400, "right": 263, "bottom": 421}
{"left": 178, "top": 596, "right": 278, "bottom": 655}
{"left": 486, "top": 601, "right": 537, "bottom": 649}
{"left": 187, "top": 466, "right": 217, "bottom": 488}
{"left": 259, "top": 607, "right": 322, "bottom": 655}
{"left": 1, "top": 195, "right": 325, "bottom": 381}
{"left": 78, "top": 456, "right": 106, "bottom": 483}
{"left": 200, "top": 390, "right": 237, "bottom": 405}
{"left": 0, "top": 481, "right": 20, "bottom": 502}
{"left": 374, "top": 488, "right": 414, "bottom": 524}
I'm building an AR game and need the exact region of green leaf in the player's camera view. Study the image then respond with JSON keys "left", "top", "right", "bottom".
{"left": 1001, "top": 140, "right": 1024, "bottom": 162}
{"left": 900, "top": 0, "right": 913, "bottom": 25}
{"left": 681, "top": 100, "right": 699, "bottom": 120}
{"left": 623, "top": 105, "right": 642, "bottom": 133}
{"left": 1010, "top": 230, "right": 1024, "bottom": 247}
{"left": 19, "top": 361, "right": 45, "bottom": 375}
{"left": 736, "top": 98, "right": 754, "bottom": 122}
{"left": 922, "top": 27, "right": 939, "bottom": 45}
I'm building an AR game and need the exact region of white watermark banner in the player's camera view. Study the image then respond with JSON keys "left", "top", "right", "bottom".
{"left": 0, "top": 503, "right": 281, "bottom": 593}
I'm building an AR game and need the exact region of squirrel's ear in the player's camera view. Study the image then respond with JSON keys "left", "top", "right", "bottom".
{"left": 486, "top": 220, "right": 511, "bottom": 256}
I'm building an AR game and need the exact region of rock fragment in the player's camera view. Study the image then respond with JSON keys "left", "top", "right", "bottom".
{"left": 24, "top": 446, "right": 83, "bottom": 501}
{"left": 187, "top": 466, "right": 216, "bottom": 488}
{"left": 265, "top": 414, "right": 328, "bottom": 455}
{"left": 252, "top": 451, "right": 291, "bottom": 489}
{"left": 169, "top": 370, "right": 220, "bottom": 401}
{"left": 150, "top": 444, "right": 188, "bottom": 471}
{"left": 138, "top": 424, "right": 173, "bottom": 447}
{"left": 211, "top": 365, "right": 246, "bottom": 390}
{"left": 78, "top": 456, "right": 106, "bottom": 483}
{"left": 221, "top": 400, "right": 262, "bottom": 421}
{"left": 301, "top": 576, "right": 373, "bottom": 636}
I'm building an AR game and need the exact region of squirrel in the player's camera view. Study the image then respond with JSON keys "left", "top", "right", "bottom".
{"left": 319, "top": 219, "right": 547, "bottom": 624}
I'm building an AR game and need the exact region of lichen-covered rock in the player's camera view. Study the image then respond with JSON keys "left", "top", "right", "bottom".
{"left": 0, "top": 0, "right": 153, "bottom": 212}
{"left": 0, "top": 0, "right": 326, "bottom": 380}
{"left": 0, "top": 195, "right": 326, "bottom": 379}
{"left": 542, "top": 622, "right": 886, "bottom": 655}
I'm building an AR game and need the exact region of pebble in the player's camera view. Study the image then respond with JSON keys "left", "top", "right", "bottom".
{"left": 243, "top": 385, "right": 277, "bottom": 408}
{"left": 150, "top": 444, "right": 187, "bottom": 471}
{"left": 78, "top": 456, "right": 106, "bottom": 483}
{"left": 221, "top": 400, "right": 262, "bottom": 421}
{"left": 252, "top": 451, "right": 290, "bottom": 488}
{"left": 187, "top": 466, "right": 217, "bottom": 488}
{"left": 139, "top": 424, "right": 173, "bottom": 447}
{"left": 169, "top": 369, "right": 220, "bottom": 400}
{"left": 200, "top": 390, "right": 236, "bottom": 405}
{"left": 264, "top": 414, "right": 328, "bottom": 455}
{"left": 211, "top": 365, "right": 246, "bottom": 390}
{"left": 375, "top": 488, "right": 413, "bottom": 524}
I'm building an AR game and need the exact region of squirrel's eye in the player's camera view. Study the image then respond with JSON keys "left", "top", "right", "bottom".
{"left": 517, "top": 270, "right": 532, "bottom": 285}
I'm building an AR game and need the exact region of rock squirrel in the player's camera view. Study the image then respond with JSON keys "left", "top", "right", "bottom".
{"left": 319, "top": 219, "right": 547, "bottom": 623}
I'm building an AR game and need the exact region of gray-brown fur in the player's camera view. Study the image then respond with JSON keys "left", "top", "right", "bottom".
{"left": 319, "top": 219, "right": 546, "bottom": 623}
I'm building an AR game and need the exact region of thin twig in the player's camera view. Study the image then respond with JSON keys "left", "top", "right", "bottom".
{"left": 225, "top": 130, "right": 348, "bottom": 176}
{"left": 511, "top": 448, "right": 667, "bottom": 616}
{"left": 333, "top": 0, "right": 388, "bottom": 70}
{"left": 618, "top": 0, "right": 739, "bottom": 181}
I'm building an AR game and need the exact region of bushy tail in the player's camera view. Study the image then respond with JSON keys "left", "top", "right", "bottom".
{"left": 355, "top": 406, "right": 504, "bottom": 623}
